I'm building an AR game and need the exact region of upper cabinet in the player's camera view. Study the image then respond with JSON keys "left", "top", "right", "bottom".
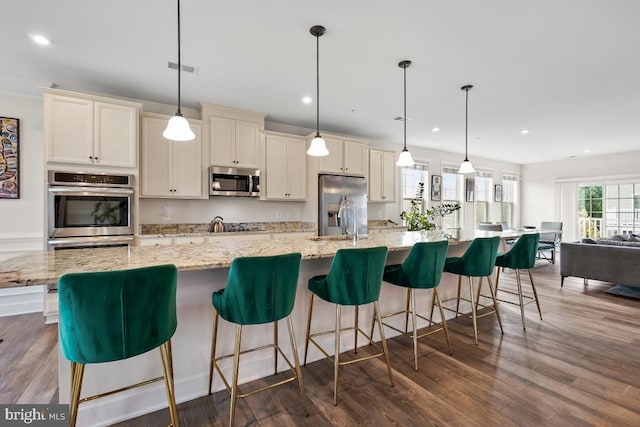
{"left": 210, "top": 117, "right": 259, "bottom": 168}
{"left": 200, "top": 102, "right": 266, "bottom": 169}
{"left": 140, "top": 114, "right": 204, "bottom": 199}
{"left": 44, "top": 89, "right": 141, "bottom": 169}
{"left": 264, "top": 134, "right": 306, "bottom": 200}
{"left": 368, "top": 149, "right": 396, "bottom": 202}
{"left": 317, "top": 137, "right": 367, "bottom": 176}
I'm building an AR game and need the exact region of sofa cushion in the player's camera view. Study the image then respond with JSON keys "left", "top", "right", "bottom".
{"left": 581, "top": 238, "right": 598, "bottom": 244}
{"left": 597, "top": 239, "right": 640, "bottom": 247}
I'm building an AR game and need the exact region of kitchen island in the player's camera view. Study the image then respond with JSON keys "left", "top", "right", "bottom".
{"left": 0, "top": 229, "right": 525, "bottom": 426}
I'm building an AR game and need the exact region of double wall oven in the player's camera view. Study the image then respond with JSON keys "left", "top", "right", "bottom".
{"left": 47, "top": 171, "right": 135, "bottom": 249}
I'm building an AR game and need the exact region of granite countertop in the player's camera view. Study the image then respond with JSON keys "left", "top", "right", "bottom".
{"left": 0, "top": 229, "right": 529, "bottom": 288}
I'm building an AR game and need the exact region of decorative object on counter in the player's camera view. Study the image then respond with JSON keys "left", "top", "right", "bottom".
{"left": 0, "top": 116, "right": 19, "bottom": 199}
{"left": 396, "top": 60, "right": 415, "bottom": 167}
{"left": 307, "top": 25, "right": 329, "bottom": 157}
{"left": 458, "top": 84, "right": 475, "bottom": 174}
{"left": 400, "top": 182, "right": 461, "bottom": 231}
{"left": 494, "top": 184, "right": 503, "bottom": 202}
{"left": 465, "top": 178, "right": 474, "bottom": 202}
{"left": 163, "top": 0, "right": 195, "bottom": 142}
{"left": 430, "top": 174, "right": 441, "bottom": 201}
{"left": 209, "top": 216, "right": 225, "bottom": 233}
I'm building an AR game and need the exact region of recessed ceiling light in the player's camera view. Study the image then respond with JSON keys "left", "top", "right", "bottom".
{"left": 302, "top": 96, "right": 312, "bottom": 104}
{"left": 584, "top": 149, "right": 591, "bottom": 153}
{"left": 432, "top": 127, "right": 440, "bottom": 132}
{"left": 520, "top": 129, "right": 530, "bottom": 134}
{"left": 29, "top": 33, "right": 51, "bottom": 46}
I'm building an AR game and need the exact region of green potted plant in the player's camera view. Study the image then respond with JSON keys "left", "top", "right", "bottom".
{"left": 400, "top": 182, "right": 460, "bottom": 231}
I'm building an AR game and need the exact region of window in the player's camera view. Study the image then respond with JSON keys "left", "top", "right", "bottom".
{"left": 474, "top": 170, "right": 493, "bottom": 227}
{"left": 578, "top": 185, "right": 602, "bottom": 238}
{"left": 401, "top": 163, "right": 429, "bottom": 214}
{"left": 441, "top": 165, "right": 462, "bottom": 230}
{"left": 604, "top": 183, "right": 640, "bottom": 236}
{"left": 501, "top": 173, "right": 518, "bottom": 228}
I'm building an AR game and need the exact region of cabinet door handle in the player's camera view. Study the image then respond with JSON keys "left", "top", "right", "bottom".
{"left": 89, "top": 156, "right": 93, "bottom": 160}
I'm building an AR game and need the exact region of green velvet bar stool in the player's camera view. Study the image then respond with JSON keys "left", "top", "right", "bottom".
{"left": 58, "top": 264, "right": 180, "bottom": 427}
{"left": 208, "top": 253, "right": 308, "bottom": 426}
{"left": 303, "top": 246, "right": 393, "bottom": 406}
{"left": 377, "top": 240, "right": 452, "bottom": 371}
{"left": 442, "top": 236, "right": 503, "bottom": 345}
{"left": 495, "top": 233, "right": 542, "bottom": 330}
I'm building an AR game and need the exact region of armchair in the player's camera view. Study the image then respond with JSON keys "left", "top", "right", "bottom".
{"left": 537, "top": 221, "right": 562, "bottom": 264}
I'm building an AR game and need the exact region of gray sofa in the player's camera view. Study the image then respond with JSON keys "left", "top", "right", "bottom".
{"left": 560, "top": 237, "right": 640, "bottom": 287}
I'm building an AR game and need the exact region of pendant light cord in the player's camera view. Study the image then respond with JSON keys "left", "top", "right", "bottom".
{"left": 176, "top": 0, "right": 183, "bottom": 116}
{"left": 403, "top": 64, "right": 407, "bottom": 150}
{"left": 464, "top": 87, "right": 469, "bottom": 161}
{"left": 315, "top": 33, "right": 320, "bottom": 137}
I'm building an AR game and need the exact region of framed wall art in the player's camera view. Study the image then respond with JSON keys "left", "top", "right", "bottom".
{"left": 430, "top": 174, "right": 441, "bottom": 201}
{"left": 0, "top": 117, "right": 19, "bottom": 199}
{"left": 494, "top": 184, "right": 503, "bottom": 202}
{"left": 465, "top": 178, "right": 474, "bottom": 202}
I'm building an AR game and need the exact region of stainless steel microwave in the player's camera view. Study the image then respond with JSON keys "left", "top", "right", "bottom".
{"left": 209, "top": 166, "right": 260, "bottom": 197}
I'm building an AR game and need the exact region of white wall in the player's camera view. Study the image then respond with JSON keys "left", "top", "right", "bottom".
{"left": 0, "top": 91, "right": 44, "bottom": 251}
{"left": 521, "top": 150, "right": 640, "bottom": 241}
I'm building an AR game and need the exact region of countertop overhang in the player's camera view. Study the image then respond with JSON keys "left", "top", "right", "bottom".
{"left": 0, "top": 230, "right": 531, "bottom": 288}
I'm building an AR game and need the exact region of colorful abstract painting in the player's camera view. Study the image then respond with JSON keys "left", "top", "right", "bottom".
{"left": 0, "top": 117, "right": 19, "bottom": 199}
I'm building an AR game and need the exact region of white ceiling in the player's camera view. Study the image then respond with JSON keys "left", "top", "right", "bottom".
{"left": 4, "top": 0, "right": 640, "bottom": 164}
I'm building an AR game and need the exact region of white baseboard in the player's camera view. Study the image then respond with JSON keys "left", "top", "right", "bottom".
{"left": 0, "top": 285, "right": 45, "bottom": 316}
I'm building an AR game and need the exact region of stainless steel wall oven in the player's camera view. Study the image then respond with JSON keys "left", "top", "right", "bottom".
{"left": 47, "top": 171, "right": 135, "bottom": 248}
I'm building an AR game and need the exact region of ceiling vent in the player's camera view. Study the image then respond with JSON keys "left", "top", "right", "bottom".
{"left": 167, "top": 61, "right": 197, "bottom": 74}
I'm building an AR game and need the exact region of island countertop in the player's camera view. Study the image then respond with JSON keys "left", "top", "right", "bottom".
{"left": 0, "top": 229, "right": 527, "bottom": 288}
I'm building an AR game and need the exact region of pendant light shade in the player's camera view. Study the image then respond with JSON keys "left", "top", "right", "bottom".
{"left": 307, "top": 25, "right": 329, "bottom": 157}
{"left": 396, "top": 60, "right": 415, "bottom": 167}
{"left": 163, "top": 0, "right": 195, "bottom": 142}
{"left": 458, "top": 84, "right": 475, "bottom": 174}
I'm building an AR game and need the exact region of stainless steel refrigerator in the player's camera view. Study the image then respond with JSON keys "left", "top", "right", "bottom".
{"left": 318, "top": 174, "right": 368, "bottom": 237}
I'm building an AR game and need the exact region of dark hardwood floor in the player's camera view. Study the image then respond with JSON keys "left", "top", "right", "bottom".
{"left": 2, "top": 260, "right": 639, "bottom": 426}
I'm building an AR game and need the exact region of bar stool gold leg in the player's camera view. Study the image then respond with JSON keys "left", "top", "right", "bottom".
{"left": 374, "top": 301, "right": 394, "bottom": 387}
{"left": 230, "top": 325, "right": 242, "bottom": 427}
{"left": 404, "top": 289, "right": 411, "bottom": 333}
{"left": 303, "top": 293, "right": 314, "bottom": 365}
{"left": 160, "top": 340, "right": 180, "bottom": 427}
{"left": 333, "top": 305, "right": 341, "bottom": 406}
{"left": 468, "top": 276, "right": 479, "bottom": 345}
{"left": 410, "top": 289, "right": 419, "bottom": 371}
{"left": 434, "top": 289, "right": 453, "bottom": 355}
{"left": 455, "top": 276, "right": 462, "bottom": 318}
{"left": 475, "top": 277, "right": 483, "bottom": 312}
{"left": 428, "top": 291, "right": 436, "bottom": 327}
{"left": 528, "top": 269, "right": 543, "bottom": 320}
{"left": 286, "top": 316, "right": 309, "bottom": 415}
{"left": 495, "top": 267, "right": 502, "bottom": 293}
{"left": 354, "top": 306, "right": 359, "bottom": 354}
{"left": 208, "top": 312, "right": 219, "bottom": 395}
{"left": 516, "top": 270, "right": 526, "bottom": 330}
{"left": 69, "top": 362, "right": 84, "bottom": 427}
{"left": 274, "top": 321, "right": 278, "bottom": 375}
{"left": 486, "top": 276, "right": 504, "bottom": 334}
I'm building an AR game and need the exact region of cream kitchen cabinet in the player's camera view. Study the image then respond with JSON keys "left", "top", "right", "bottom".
{"left": 44, "top": 90, "right": 140, "bottom": 168}
{"left": 368, "top": 149, "right": 396, "bottom": 202}
{"left": 264, "top": 134, "right": 306, "bottom": 200}
{"left": 140, "top": 114, "right": 204, "bottom": 199}
{"left": 317, "top": 138, "right": 367, "bottom": 176}
{"left": 210, "top": 117, "right": 259, "bottom": 168}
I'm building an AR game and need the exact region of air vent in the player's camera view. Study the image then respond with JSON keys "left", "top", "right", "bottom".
{"left": 167, "top": 61, "right": 197, "bottom": 74}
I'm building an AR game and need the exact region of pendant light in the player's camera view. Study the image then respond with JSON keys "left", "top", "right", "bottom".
{"left": 163, "top": 0, "right": 195, "bottom": 141}
{"left": 396, "top": 60, "right": 415, "bottom": 167}
{"left": 458, "top": 84, "right": 475, "bottom": 174}
{"left": 307, "top": 25, "right": 329, "bottom": 157}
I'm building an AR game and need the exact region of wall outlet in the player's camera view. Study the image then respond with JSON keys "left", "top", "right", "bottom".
{"left": 286, "top": 211, "right": 293, "bottom": 219}
{"left": 378, "top": 210, "right": 383, "bottom": 219}
{"left": 275, "top": 211, "right": 282, "bottom": 219}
